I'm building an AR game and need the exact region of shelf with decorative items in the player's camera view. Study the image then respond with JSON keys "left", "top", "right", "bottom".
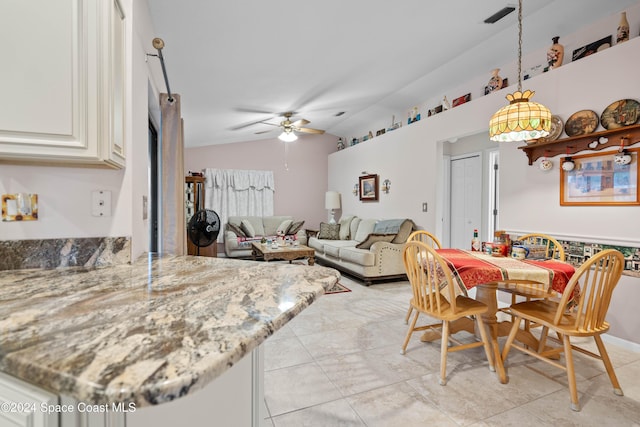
{"left": 519, "top": 123, "right": 640, "bottom": 165}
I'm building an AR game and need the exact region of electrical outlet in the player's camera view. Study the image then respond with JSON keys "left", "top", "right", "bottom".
{"left": 91, "top": 190, "right": 112, "bottom": 217}
{"left": 142, "top": 195, "right": 148, "bottom": 220}
{"left": 422, "top": 202, "right": 428, "bottom": 212}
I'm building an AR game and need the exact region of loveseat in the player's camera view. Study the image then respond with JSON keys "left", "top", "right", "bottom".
{"left": 223, "top": 215, "right": 307, "bottom": 258}
{"left": 308, "top": 216, "right": 415, "bottom": 286}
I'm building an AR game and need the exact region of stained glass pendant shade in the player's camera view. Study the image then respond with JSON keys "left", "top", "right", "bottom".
{"left": 489, "top": 0, "right": 551, "bottom": 142}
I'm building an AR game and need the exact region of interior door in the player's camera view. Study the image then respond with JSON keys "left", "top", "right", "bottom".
{"left": 450, "top": 154, "right": 482, "bottom": 249}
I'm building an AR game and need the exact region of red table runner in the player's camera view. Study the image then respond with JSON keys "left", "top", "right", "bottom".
{"left": 436, "top": 249, "right": 575, "bottom": 295}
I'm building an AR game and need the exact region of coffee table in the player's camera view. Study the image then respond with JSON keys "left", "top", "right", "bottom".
{"left": 251, "top": 241, "right": 315, "bottom": 265}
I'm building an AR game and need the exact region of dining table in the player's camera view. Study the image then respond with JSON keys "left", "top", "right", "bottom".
{"left": 420, "top": 248, "right": 576, "bottom": 384}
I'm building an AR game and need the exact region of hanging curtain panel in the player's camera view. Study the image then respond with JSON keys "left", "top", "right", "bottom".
{"left": 203, "top": 169, "right": 275, "bottom": 241}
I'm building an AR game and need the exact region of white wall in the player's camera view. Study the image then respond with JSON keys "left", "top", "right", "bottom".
{"left": 328, "top": 35, "right": 640, "bottom": 344}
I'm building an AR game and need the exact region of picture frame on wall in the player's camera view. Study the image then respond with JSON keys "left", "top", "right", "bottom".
{"left": 359, "top": 174, "right": 379, "bottom": 201}
{"left": 560, "top": 148, "right": 639, "bottom": 206}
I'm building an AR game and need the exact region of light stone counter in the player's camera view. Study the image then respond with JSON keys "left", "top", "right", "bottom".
{"left": 0, "top": 254, "right": 340, "bottom": 407}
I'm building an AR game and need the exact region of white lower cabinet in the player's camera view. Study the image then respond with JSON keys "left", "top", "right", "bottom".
{"left": 0, "top": 0, "right": 126, "bottom": 168}
{"left": 0, "top": 372, "right": 59, "bottom": 427}
{"left": 0, "top": 347, "right": 264, "bottom": 427}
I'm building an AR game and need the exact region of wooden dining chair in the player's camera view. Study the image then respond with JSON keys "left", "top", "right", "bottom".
{"left": 501, "top": 249, "right": 625, "bottom": 411}
{"left": 497, "top": 233, "right": 566, "bottom": 304}
{"left": 404, "top": 230, "right": 442, "bottom": 323}
{"left": 401, "top": 241, "right": 495, "bottom": 385}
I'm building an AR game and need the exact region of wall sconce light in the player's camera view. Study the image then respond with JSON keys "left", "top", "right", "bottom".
{"left": 382, "top": 179, "right": 391, "bottom": 193}
{"left": 353, "top": 183, "right": 359, "bottom": 196}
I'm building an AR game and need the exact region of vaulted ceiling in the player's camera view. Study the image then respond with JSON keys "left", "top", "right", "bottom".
{"left": 146, "top": 0, "right": 637, "bottom": 147}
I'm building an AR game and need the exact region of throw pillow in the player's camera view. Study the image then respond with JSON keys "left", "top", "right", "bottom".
{"left": 276, "top": 219, "right": 293, "bottom": 235}
{"left": 338, "top": 215, "right": 354, "bottom": 240}
{"left": 392, "top": 219, "right": 417, "bottom": 243}
{"left": 354, "top": 219, "right": 378, "bottom": 242}
{"left": 227, "top": 222, "right": 246, "bottom": 237}
{"left": 355, "top": 233, "right": 396, "bottom": 249}
{"left": 318, "top": 222, "right": 340, "bottom": 240}
{"left": 287, "top": 220, "right": 305, "bottom": 235}
{"left": 240, "top": 219, "right": 256, "bottom": 238}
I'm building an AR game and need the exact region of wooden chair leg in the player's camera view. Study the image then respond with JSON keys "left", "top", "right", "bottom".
{"left": 404, "top": 306, "right": 413, "bottom": 324}
{"left": 401, "top": 311, "right": 420, "bottom": 354}
{"left": 562, "top": 334, "right": 580, "bottom": 412}
{"left": 594, "top": 335, "right": 624, "bottom": 396}
{"left": 501, "top": 315, "right": 521, "bottom": 361}
{"left": 439, "top": 320, "right": 449, "bottom": 385}
{"left": 475, "top": 316, "right": 495, "bottom": 372}
{"left": 537, "top": 326, "right": 550, "bottom": 353}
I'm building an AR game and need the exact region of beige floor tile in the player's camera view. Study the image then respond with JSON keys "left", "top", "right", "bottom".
{"left": 316, "top": 344, "right": 434, "bottom": 397}
{"left": 264, "top": 361, "right": 343, "bottom": 417}
{"left": 264, "top": 335, "right": 314, "bottom": 371}
{"left": 271, "top": 399, "right": 365, "bottom": 427}
{"left": 264, "top": 276, "right": 640, "bottom": 426}
{"left": 346, "top": 382, "right": 457, "bottom": 427}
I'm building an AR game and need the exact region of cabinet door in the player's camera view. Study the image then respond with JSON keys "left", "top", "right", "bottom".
{"left": 0, "top": 372, "right": 58, "bottom": 427}
{"left": 0, "top": 0, "right": 126, "bottom": 168}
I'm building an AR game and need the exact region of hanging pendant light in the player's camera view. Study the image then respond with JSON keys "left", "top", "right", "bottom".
{"left": 489, "top": 0, "right": 551, "bottom": 142}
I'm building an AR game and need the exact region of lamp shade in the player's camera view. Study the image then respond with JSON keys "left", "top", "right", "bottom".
{"left": 278, "top": 130, "right": 297, "bottom": 142}
{"left": 325, "top": 191, "right": 341, "bottom": 210}
{"left": 489, "top": 90, "right": 551, "bottom": 142}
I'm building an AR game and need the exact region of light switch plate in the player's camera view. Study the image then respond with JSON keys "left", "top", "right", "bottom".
{"left": 422, "top": 202, "right": 428, "bottom": 212}
{"left": 91, "top": 190, "right": 111, "bottom": 217}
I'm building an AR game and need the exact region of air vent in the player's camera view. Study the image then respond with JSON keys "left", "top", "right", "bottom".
{"left": 484, "top": 6, "right": 516, "bottom": 24}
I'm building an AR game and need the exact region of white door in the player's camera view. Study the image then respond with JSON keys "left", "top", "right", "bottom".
{"left": 450, "top": 154, "right": 482, "bottom": 249}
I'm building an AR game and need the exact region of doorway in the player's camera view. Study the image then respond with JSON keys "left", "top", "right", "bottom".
{"left": 449, "top": 152, "right": 482, "bottom": 249}
{"left": 148, "top": 119, "right": 159, "bottom": 253}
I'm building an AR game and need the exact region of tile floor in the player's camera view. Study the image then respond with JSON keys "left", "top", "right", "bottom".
{"left": 263, "top": 274, "right": 640, "bottom": 426}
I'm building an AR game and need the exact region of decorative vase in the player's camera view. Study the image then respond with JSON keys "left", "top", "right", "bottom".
{"left": 487, "top": 69, "right": 503, "bottom": 93}
{"left": 617, "top": 12, "right": 630, "bottom": 43}
{"left": 547, "top": 36, "right": 564, "bottom": 69}
{"left": 337, "top": 138, "right": 344, "bottom": 150}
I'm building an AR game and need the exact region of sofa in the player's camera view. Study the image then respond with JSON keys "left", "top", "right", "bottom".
{"left": 308, "top": 216, "right": 415, "bottom": 286}
{"left": 224, "top": 215, "right": 307, "bottom": 258}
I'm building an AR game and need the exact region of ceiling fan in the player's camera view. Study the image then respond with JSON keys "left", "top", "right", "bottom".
{"left": 256, "top": 112, "right": 325, "bottom": 142}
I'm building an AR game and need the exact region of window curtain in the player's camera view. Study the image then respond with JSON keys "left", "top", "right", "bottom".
{"left": 203, "top": 169, "right": 275, "bottom": 241}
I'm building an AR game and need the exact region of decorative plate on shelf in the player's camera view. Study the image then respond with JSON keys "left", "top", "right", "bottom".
{"left": 535, "top": 115, "right": 564, "bottom": 143}
{"left": 600, "top": 99, "right": 640, "bottom": 130}
{"left": 565, "top": 110, "right": 599, "bottom": 137}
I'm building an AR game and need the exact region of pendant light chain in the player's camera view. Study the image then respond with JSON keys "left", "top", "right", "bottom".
{"left": 517, "top": 0, "right": 523, "bottom": 92}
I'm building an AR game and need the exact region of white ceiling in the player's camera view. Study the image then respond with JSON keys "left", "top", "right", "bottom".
{"left": 146, "top": 0, "right": 636, "bottom": 147}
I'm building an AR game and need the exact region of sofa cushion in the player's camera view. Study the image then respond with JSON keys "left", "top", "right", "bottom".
{"left": 339, "top": 247, "right": 376, "bottom": 267}
{"left": 276, "top": 219, "right": 293, "bottom": 235}
{"left": 354, "top": 219, "right": 378, "bottom": 242}
{"left": 322, "top": 240, "right": 356, "bottom": 257}
{"left": 287, "top": 220, "right": 305, "bottom": 235}
{"left": 356, "top": 233, "right": 395, "bottom": 249}
{"left": 350, "top": 217, "right": 361, "bottom": 239}
{"left": 338, "top": 215, "right": 354, "bottom": 240}
{"left": 262, "top": 216, "right": 291, "bottom": 236}
{"left": 392, "top": 219, "right": 416, "bottom": 243}
{"left": 241, "top": 219, "right": 256, "bottom": 237}
{"left": 318, "top": 222, "right": 340, "bottom": 240}
{"left": 227, "top": 222, "right": 246, "bottom": 237}
{"left": 308, "top": 237, "right": 325, "bottom": 252}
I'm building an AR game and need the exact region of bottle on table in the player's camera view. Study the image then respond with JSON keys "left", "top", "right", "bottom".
{"left": 471, "top": 229, "right": 481, "bottom": 251}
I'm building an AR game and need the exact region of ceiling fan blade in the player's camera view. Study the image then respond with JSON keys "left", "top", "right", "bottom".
{"left": 296, "top": 127, "right": 325, "bottom": 134}
{"left": 254, "top": 129, "right": 273, "bottom": 134}
{"left": 291, "top": 118, "right": 310, "bottom": 128}
{"left": 229, "top": 117, "right": 277, "bottom": 131}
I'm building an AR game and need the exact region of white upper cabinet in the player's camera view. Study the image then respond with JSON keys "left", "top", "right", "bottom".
{"left": 0, "top": 0, "right": 126, "bottom": 168}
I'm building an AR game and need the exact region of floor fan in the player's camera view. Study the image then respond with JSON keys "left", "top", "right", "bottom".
{"left": 187, "top": 209, "right": 220, "bottom": 255}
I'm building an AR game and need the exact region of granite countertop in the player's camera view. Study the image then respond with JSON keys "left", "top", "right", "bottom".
{"left": 0, "top": 254, "right": 339, "bottom": 406}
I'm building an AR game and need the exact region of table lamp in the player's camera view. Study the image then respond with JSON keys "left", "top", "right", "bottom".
{"left": 325, "top": 191, "right": 341, "bottom": 224}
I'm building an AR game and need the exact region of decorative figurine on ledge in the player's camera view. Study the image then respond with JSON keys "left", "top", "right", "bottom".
{"left": 547, "top": 36, "right": 564, "bottom": 70}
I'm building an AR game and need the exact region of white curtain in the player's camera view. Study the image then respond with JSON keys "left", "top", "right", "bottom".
{"left": 203, "top": 169, "right": 275, "bottom": 241}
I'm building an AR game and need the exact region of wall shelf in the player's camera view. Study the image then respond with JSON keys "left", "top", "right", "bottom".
{"left": 519, "top": 124, "right": 640, "bottom": 165}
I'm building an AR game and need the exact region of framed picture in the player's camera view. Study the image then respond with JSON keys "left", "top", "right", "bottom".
{"left": 560, "top": 148, "right": 639, "bottom": 206}
{"left": 572, "top": 35, "right": 612, "bottom": 61}
{"left": 359, "top": 174, "right": 379, "bottom": 201}
{"left": 452, "top": 93, "right": 471, "bottom": 108}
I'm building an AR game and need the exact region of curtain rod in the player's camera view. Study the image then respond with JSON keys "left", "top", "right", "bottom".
{"left": 150, "top": 38, "right": 174, "bottom": 102}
